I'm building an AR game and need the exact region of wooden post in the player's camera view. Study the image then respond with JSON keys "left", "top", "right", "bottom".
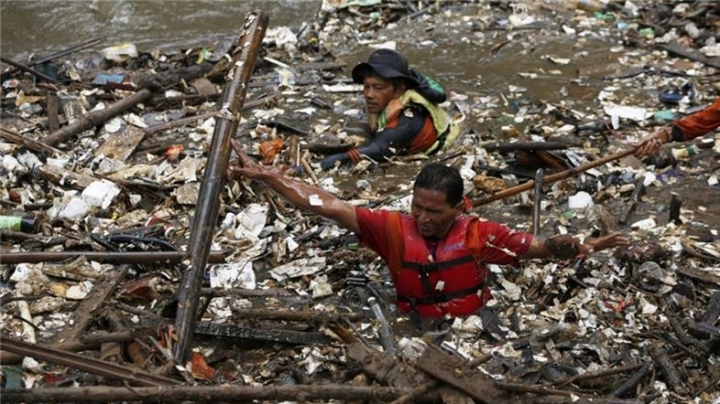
{"left": 173, "top": 10, "right": 269, "bottom": 364}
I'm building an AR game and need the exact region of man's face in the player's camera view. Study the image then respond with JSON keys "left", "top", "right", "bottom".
{"left": 411, "top": 187, "right": 462, "bottom": 238}
{"left": 362, "top": 75, "right": 404, "bottom": 114}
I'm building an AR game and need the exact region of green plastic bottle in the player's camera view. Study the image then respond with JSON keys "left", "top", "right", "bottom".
{"left": 0, "top": 216, "right": 37, "bottom": 233}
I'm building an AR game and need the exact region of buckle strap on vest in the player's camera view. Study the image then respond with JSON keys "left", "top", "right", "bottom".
{"left": 401, "top": 254, "right": 475, "bottom": 273}
{"left": 425, "top": 123, "right": 451, "bottom": 155}
{"left": 397, "top": 283, "right": 483, "bottom": 305}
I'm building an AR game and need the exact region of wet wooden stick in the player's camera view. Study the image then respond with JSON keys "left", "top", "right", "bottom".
{"left": 651, "top": 345, "right": 682, "bottom": 390}
{"left": 610, "top": 361, "right": 651, "bottom": 397}
{"left": 619, "top": 176, "right": 645, "bottom": 225}
{"left": 143, "top": 94, "right": 277, "bottom": 135}
{"left": 1, "top": 384, "right": 409, "bottom": 403}
{"left": 555, "top": 353, "right": 681, "bottom": 388}
{"left": 42, "top": 88, "right": 152, "bottom": 147}
{"left": 300, "top": 151, "right": 319, "bottom": 185}
{"left": 0, "top": 56, "right": 60, "bottom": 83}
{"left": 0, "top": 126, "right": 62, "bottom": 157}
{"left": 532, "top": 168, "right": 544, "bottom": 236}
{"left": 0, "top": 36, "right": 104, "bottom": 80}
{"left": 474, "top": 147, "right": 637, "bottom": 206}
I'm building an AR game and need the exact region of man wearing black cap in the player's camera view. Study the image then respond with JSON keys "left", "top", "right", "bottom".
{"left": 320, "top": 48, "right": 460, "bottom": 170}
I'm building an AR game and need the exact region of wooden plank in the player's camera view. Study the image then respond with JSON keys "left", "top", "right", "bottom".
{"left": 663, "top": 42, "right": 720, "bottom": 69}
{"left": 55, "top": 266, "right": 129, "bottom": 344}
{"left": 347, "top": 342, "right": 429, "bottom": 388}
{"left": 415, "top": 346, "right": 508, "bottom": 404}
{"left": 95, "top": 124, "right": 145, "bottom": 162}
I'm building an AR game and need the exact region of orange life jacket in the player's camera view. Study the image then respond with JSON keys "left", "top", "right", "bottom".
{"left": 386, "top": 212, "right": 491, "bottom": 318}
{"left": 384, "top": 100, "right": 440, "bottom": 154}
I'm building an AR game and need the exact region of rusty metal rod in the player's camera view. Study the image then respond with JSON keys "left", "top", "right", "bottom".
{"left": 0, "top": 337, "right": 181, "bottom": 386}
{"left": 0, "top": 250, "right": 226, "bottom": 265}
{"left": 174, "top": 10, "right": 269, "bottom": 364}
{"left": 474, "top": 147, "right": 637, "bottom": 206}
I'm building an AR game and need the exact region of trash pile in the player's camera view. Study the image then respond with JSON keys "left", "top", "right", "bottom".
{"left": 1, "top": 1, "right": 719, "bottom": 403}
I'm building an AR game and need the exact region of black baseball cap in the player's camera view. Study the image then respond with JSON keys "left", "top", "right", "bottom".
{"left": 351, "top": 48, "right": 419, "bottom": 86}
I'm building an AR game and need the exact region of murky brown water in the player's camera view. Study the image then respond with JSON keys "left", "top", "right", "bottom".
{"left": 0, "top": 0, "right": 323, "bottom": 58}
{"left": 1, "top": 0, "right": 619, "bottom": 105}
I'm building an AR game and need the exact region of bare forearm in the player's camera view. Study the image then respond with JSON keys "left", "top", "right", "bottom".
{"left": 522, "top": 233, "right": 628, "bottom": 260}
{"left": 259, "top": 171, "right": 359, "bottom": 233}
{"left": 522, "top": 235, "right": 579, "bottom": 260}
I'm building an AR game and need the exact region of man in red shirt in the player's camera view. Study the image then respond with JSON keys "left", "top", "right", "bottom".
{"left": 635, "top": 96, "right": 720, "bottom": 157}
{"left": 230, "top": 148, "right": 629, "bottom": 318}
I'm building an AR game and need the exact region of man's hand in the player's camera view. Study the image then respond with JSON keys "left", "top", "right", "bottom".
{"left": 321, "top": 153, "right": 350, "bottom": 171}
{"left": 634, "top": 127, "right": 671, "bottom": 157}
{"left": 228, "top": 142, "right": 280, "bottom": 181}
{"left": 580, "top": 233, "right": 630, "bottom": 255}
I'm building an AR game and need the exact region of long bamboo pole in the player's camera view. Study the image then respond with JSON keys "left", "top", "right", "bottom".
{"left": 0, "top": 385, "right": 408, "bottom": 404}
{"left": 473, "top": 148, "right": 637, "bottom": 206}
{"left": 173, "top": 10, "right": 269, "bottom": 364}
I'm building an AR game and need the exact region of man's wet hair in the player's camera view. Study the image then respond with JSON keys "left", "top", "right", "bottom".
{"left": 414, "top": 163, "right": 464, "bottom": 206}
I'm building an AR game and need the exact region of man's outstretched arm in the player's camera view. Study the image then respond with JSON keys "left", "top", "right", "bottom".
{"left": 229, "top": 145, "right": 360, "bottom": 234}
{"left": 522, "top": 233, "right": 629, "bottom": 260}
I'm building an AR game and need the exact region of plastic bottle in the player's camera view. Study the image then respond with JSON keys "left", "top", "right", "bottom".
{"left": 671, "top": 144, "right": 699, "bottom": 161}
{"left": 0, "top": 216, "right": 37, "bottom": 233}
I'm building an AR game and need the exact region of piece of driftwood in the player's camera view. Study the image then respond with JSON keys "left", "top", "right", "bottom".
{"left": 651, "top": 345, "right": 682, "bottom": 391}
{"left": 174, "top": 10, "right": 269, "bottom": 363}
{"left": 194, "top": 321, "right": 332, "bottom": 345}
{"left": 610, "top": 361, "right": 650, "bottom": 397}
{"left": 0, "top": 56, "right": 60, "bottom": 83}
{"left": 232, "top": 308, "right": 363, "bottom": 322}
{"left": 36, "top": 164, "right": 98, "bottom": 190}
{"left": 699, "top": 291, "right": 720, "bottom": 325}
{"left": 676, "top": 266, "right": 720, "bottom": 286}
{"left": 0, "top": 127, "right": 63, "bottom": 157}
{"left": 0, "top": 337, "right": 180, "bottom": 387}
{"left": 415, "top": 345, "right": 508, "bottom": 403}
{"left": 143, "top": 94, "right": 277, "bottom": 135}
{"left": 483, "top": 141, "right": 569, "bottom": 152}
{"left": 664, "top": 42, "right": 720, "bottom": 69}
{"left": 474, "top": 148, "right": 637, "bottom": 206}
{"left": 347, "top": 341, "right": 429, "bottom": 388}
{"left": 0, "top": 36, "right": 103, "bottom": 80}
{"left": 0, "top": 384, "right": 412, "bottom": 404}
{"left": 133, "top": 62, "right": 215, "bottom": 91}
{"left": 532, "top": 168, "right": 544, "bottom": 236}
{"left": 46, "top": 93, "right": 60, "bottom": 132}
{"left": 668, "top": 192, "right": 682, "bottom": 225}
{"left": 94, "top": 124, "right": 145, "bottom": 162}
{"left": 619, "top": 176, "right": 645, "bottom": 225}
{"left": 43, "top": 88, "right": 152, "bottom": 147}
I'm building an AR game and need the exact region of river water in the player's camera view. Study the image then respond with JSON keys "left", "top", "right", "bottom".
{"left": 1, "top": 0, "right": 323, "bottom": 59}
{"left": 1, "top": 0, "right": 619, "bottom": 105}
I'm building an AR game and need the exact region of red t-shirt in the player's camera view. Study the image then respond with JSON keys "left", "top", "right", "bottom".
{"left": 355, "top": 207, "right": 533, "bottom": 266}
